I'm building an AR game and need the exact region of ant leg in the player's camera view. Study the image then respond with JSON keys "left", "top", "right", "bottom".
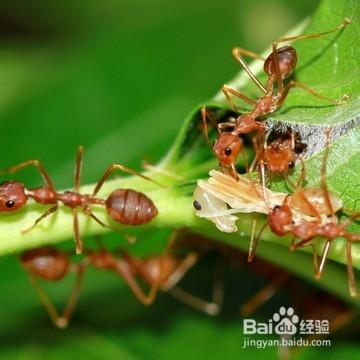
{"left": 240, "top": 273, "right": 289, "bottom": 316}
{"left": 249, "top": 154, "right": 258, "bottom": 174}
{"left": 74, "top": 146, "right": 84, "bottom": 192}
{"left": 248, "top": 218, "right": 258, "bottom": 262}
{"left": 169, "top": 286, "right": 220, "bottom": 316}
{"left": 285, "top": 163, "right": 303, "bottom": 190}
{"left": 83, "top": 207, "right": 136, "bottom": 244}
{"left": 250, "top": 131, "right": 268, "bottom": 203}
{"left": 308, "top": 244, "right": 320, "bottom": 275}
{"left": 25, "top": 266, "right": 85, "bottom": 329}
{"left": 297, "top": 190, "right": 322, "bottom": 222}
{"left": 259, "top": 162, "right": 268, "bottom": 205}
{"left": 229, "top": 162, "right": 239, "bottom": 180}
{"left": 162, "top": 252, "right": 199, "bottom": 290}
{"left": 57, "top": 265, "right": 86, "bottom": 328}
{"left": 201, "top": 106, "right": 212, "bottom": 148}
{"left": 92, "top": 164, "right": 165, "bottom": 197}
{"left": 22, "top": 205, "right": 58, "bottom": 234}
{"left": 113, "top": 259, "right": 160, "bottom": 305}
{"left": 275, "top": 18, "right": 351, "bottom": 47}
{"left": 1, "top": 159, "right": 55, "bottom": 189}
{"left": 271, "top": 41, "right": 285, "bottom": 92}
{"left": 271, "top": 17, "right": 350, "bottom": 93}
{"left": 121, "top": 229, "right": 193, "bottom": 288}
{"left": 115, "top": 229, "right": 186, "bottom": 305}
{"left": 231, "top": 48, "right": 267, "bottom": 93}
{"left": 290, "top": 235, "right": 317, "bottom": 251}
{"left": 248, "top": 220, "right": 268, "bottom": 263}
{"left": 278, "top": 80, "right": 348, "bottom": 107}
{"left": 289, "top": 235, "right": 297, "bottom": 250}
{"left": 232, "top": 47, "right": 265, "bottom": 61}
{"left": 320, "top": 129, "right": 337, "bottom": 221}
{"left": 142, "top": 160, "right": 185, "bottom": 181}
{"left": 168, "top": 256, "right": 224, "bottom": 316}
{"left": 83, "top": 206, "right": 107, "bottom": 227}
{"left": 222, "top": 84, "right": 258, "bottom": 111}
{"left": 345, "top": 239, "right": 358, "bottom": 298}
{"left": 72, "top": 208, "right": 83, "bottom": 255}
{"left": 315, "top": 239, "right": 332, "bottom": 280}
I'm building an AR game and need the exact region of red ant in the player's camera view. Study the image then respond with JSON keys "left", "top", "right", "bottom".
{"left": 0, "top": 146, "right": 160, "bottom": 254}
{"left": 202, "top": 18, "right": 350, "bottom": 178}
{"left": 20, "top": 233, "right": 222, "bottom": 328}
{"left": 251, "top": 129, "right": 307, "bottom": 192}
{"left": 251, "top": 130, "right": 360, "bottom": 297}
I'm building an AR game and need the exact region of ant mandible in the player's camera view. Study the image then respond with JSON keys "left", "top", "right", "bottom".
{"left": 202, "top": 18, "right": 351, "bottom": 178}
{"left": 20, "top": 233, "right": 222, "bottom": 328}
{"left": 0, "top": 146, "right": 161, "bottom": 254}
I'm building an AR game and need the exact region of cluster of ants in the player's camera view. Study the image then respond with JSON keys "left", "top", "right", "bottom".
{"left": 0, "top": 17, "right": 358, "bottom": 330}
{"left": 194, "top": 17, "right": 360, "bottom": 300}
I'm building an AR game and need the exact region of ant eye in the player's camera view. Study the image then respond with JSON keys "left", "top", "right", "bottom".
{"left": 193, "top": 200, "right": 202, "bottom": 211}
{"left": 6, "top": 199, "right": 15, "bottom": 208}
{"left": 224, "top": 147, "right": 232, "bottom": 156}
{"left": 273, "top": 205, "right": 281, "bottom": 211}
{"left": 288, "top": 161, "right": 295, "bottom": 169}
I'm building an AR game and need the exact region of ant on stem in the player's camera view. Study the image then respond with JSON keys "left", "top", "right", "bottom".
{"left": 0, "top": 146, "right": 161, "bottom": 254}
{"left": 202, "top": 17, "right": 350, "bottom": 179}
{"left": 20, "top": 233, "right": 223, "bottom": 328}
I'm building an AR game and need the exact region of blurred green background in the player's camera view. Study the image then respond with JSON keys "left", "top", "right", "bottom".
{"left": 1, "top": 0, "right": 358, "bottom": 359}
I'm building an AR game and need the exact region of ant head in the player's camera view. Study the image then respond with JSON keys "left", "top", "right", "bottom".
{"left": 264, "top": 46, "right": 297, "bottom": 81}
{"left": 0, "top": 180, "right": 28, "bottom": 213}
{"left": 268, "top": 203, "right": 293, "bottom": 236}
{"left": 213, "top": 132, "right": 243, "bottom": 167}
{"left": 20, "top": 247, "right": 69, "bottom": 280}
{"left": 263, "top": 144, "right": 296, "bottom": 175}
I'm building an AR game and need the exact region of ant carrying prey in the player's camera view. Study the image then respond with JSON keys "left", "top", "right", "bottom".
{"left": 202, "top": 17, "right": 351, "bottom": 178}
{"left": 251, "top": 130, "right": 360, "bottom": 297}
{"left": 0, "top": 147, "right": 160, "bottom": 254}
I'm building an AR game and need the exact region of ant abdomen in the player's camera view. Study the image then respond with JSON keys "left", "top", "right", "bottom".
{"left": 264, "top": 46, "right": 297, "bottom": 80}
{"left": 105, "top": 189, "right": 158, "bottom": 225}
{"left": 21, "top": 247, "right": 70, "bottom": 281}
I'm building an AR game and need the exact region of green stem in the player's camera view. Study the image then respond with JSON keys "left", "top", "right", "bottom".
{"left": 1, "top": 166, "right": 359, "bottom": 306}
